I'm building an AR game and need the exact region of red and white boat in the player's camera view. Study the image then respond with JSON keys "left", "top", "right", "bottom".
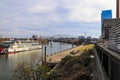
{"left": 0, "top": 40, "right": 41, "bottom": 54}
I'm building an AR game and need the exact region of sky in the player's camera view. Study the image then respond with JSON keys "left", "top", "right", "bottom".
{"left": 0, "top": 0, "right": 116, "bottom": 38}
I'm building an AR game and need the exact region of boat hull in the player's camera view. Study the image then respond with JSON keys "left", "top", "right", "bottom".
{"left": 0, "top": 47, "right": 41, "bottom": 54}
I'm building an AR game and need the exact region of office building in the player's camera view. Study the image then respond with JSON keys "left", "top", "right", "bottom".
{"left": 101, "top": 10, "right": 112, "bottom": 20}
{"left": 101, "top": 10, "right": 112, "bottom": 39}
{"left": 108, "top": 18, "right": 120, "bottom": 51}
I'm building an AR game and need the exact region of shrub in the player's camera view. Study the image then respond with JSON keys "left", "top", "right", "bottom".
{"left": 58, "top": 56, "right": 72, "bottom": 68}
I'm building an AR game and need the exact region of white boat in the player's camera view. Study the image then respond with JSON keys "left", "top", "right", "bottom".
{"left": 0, "top": 40, "right": 41, "bottom": 54}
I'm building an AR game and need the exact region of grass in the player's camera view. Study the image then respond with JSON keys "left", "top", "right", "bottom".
{"left": 47, "top": 48, "right": 95, "bottom": 80}
{"left": 78, "top": 44, "right": 94, "bottom": 52}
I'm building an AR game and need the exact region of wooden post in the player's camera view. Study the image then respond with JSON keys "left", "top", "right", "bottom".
{"left": 44, "top": 46, "right": 47, "bottom": 64}
{"left": 72, "top": 42, "right": 73, "bottom": 48}
{"left": 41, "top": 44, "right": 44, "bottom": 65}
{"left": 50, "top": 41, "right": 52, "bottom": 48}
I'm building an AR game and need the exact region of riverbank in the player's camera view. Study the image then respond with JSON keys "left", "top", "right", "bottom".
{"left": 47, "top": 49, "right": 96, "bottom": 80}
{"left": 46, "top": 44, "right": 94, "bottom": 63}
{"left": 13, "top": 44, "right": 95, "bottom": 80}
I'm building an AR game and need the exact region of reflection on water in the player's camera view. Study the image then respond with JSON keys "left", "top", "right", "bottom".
{"left": 0, "top": 42, "right": 74, "bottom": 80}
{"left": 0, "top": 50, "right": 41, "bottom": 80}
{"left": 43, "top": 42, "right": 75, "bottom": 55}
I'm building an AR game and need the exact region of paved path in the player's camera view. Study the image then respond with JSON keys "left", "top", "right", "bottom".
{"left": 46, "top": 45, "right": 84, "bottom": 63}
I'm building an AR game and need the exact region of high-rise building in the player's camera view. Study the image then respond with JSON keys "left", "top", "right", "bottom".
{"left": 101, "top": 10, "right": 112, "bottom": 40}
{"left": 116, "top": 0, "right": 120, "bottom": 18}
{"left": 101, "top": 10, "right": 112, "bottom": 20}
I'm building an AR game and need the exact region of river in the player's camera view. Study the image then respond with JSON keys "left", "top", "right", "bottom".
{"left": 0, "top": 42, "right": 75, "bottom": 80}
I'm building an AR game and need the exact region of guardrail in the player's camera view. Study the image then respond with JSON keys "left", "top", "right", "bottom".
{"left": 95, "top": 44, "right": 120, "bottom": 80}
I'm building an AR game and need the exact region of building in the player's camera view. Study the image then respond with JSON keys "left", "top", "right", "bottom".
{"left": 101, "top": 0, "right": 120, "bottom": 50}
{"left": 102, "top": 19, "right": 117, "bottom": 47}
{"left": 78, "top": 36, "right": 85, "bottom": 39}
{"left": 108, "top": 18, "right": 120, "bottom": 51}
{"left": 86, "top": 36, "right": 91, "bottom": 39}
{"left": 101, "top": 10, "right": 112, "bottom": 39}
{"left": 102, "top": 19, "right": 115, "bottom": 39}
{"left": 116, "top": 0, "right": 120, "bottom": 18}
{"left": 101, "top": 10, "right": 113, "bottom": 47}
{"left": 101, "top": 10, "right": 112, "bottom": 20}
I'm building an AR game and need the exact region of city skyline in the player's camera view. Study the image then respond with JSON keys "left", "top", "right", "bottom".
{"left": 0, "top": 0, "right": 116, "bottom": 38}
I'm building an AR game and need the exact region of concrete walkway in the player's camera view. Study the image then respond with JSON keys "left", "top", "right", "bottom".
{"left": 46, "top": 45, "right": 84, "bottom": 63}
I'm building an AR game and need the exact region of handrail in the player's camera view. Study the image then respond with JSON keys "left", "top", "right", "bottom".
{"left": 93, "top": 49, "right": 109, "bottom": 80}
{"left": 95, "top": 44, "right": 120, "bottom": 80}
{"left": 97, "top": 44, "right": 120, "bottom": 61}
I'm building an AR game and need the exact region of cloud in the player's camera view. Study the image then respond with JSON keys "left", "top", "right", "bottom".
{"left": 0, "top": 0, "right": 116, "bottom": 38}
{"left": 60, "top": 0, "right": 115, "bottom": 22}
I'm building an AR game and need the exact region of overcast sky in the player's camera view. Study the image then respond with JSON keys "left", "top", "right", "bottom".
{"left": 0, "top": 0, "right": 116, "bottom": 38}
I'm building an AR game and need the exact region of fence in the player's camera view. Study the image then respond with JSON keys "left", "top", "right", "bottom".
{"left": 95, "top": 44, "right": 120, "bottom": 80}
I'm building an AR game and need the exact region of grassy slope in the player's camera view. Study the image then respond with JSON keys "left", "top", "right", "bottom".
{"left": 48, "top": 45, "right": 96, "bottom": 80}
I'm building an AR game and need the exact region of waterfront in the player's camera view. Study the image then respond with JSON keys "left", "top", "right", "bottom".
{"left": 0, "top": 42, "right": 75, "bottom": 80}
{"left": 42, "top": 42, "right": 75, "bottom": 55}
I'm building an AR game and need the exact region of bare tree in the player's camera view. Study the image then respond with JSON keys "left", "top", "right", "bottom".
{"left": 13, "top": 54, "right": 50, "bottom": 80}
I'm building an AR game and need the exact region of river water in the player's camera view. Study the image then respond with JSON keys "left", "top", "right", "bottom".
{"left": 0, "top": 42, "right": 75, "bottom": 80}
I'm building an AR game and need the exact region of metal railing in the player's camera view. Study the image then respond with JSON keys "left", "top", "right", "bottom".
{"left": 95, "top": 44, "right": 120, "bottom": 80}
